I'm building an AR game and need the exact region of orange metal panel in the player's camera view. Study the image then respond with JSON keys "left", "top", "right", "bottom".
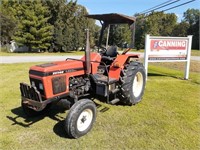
{"left": 109, "top": 54, "right": 139, "bottom": 80}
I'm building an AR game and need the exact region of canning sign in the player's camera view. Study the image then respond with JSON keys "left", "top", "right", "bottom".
{"left": 144, "top": 35, "right": 192, "bottom": 79}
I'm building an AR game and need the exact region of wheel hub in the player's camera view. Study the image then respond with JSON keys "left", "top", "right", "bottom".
{"left": 77, "top": 109, "right": 93, "bottom": 132}
{"left": 81, "top": 116, "right": 87, "bottom": 123}
{"left": 132, "top": 72, "right": 143, "bottom": 98}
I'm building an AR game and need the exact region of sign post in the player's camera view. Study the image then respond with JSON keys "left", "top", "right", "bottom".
{"left": 144, "top": 35, "right": 192, "bottom": 80}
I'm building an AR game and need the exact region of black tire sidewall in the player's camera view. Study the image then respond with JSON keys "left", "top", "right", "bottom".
{"left": 65, "top": 99, "right": 96, "bottom": 138}
{"left": 119, "top": 62, "right": 146, "bottom": 105}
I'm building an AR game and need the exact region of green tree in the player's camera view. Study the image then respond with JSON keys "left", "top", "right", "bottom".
{"left": 135, "top": 12, "right": 177, "bottom": 49}
{"left": 73, "top": 5, "right": 87, "bottom": 50}
{"left": 46, "top": 0, "right": 77, "bottom": 52}
{"left": 108, "top": 24, "right": 131, "bottom": 47}
{"left": 183, "top": 8, "right": 199, "bottom": 49}
{"left": 72, "top": 5, "right": 98, "bottom": 50}
{"left": 145, "top": 12, "right": 177, "bottom": 36}
{"left": 92, "top": 24, "right": 101, "bottom": 48}
{"left": 0, "top": 13, "right": 16, "bottom": 45}
{"left": 0, "top": 1, "right": 18, "bottom": 45}
{"left": 46, "top": 1, "right": 98, "bottom": 52}
{"left": 13, "top": 1, "right": 53, "bottom": 51}
{"left": 135, "top": 14, "right": 146, "bottom": 50}
{"left": 45, "top": 0, "right": 65, "bottom": 51}
{"left": 159, "top": 13, "right": 177, "bottom": 36}
{"left": 172, "top": 21, "right": 190, "bottom": 37}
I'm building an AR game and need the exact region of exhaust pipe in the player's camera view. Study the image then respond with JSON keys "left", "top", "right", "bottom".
{"left": 85, "top": 29, "right": 91, "bottom": 74}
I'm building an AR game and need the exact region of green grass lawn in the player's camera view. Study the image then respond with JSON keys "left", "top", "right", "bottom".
{"left": 0, "top": 62, "right": 199, "bottom": 150}
{"left": 191, "top": 49, "right": 200, "bottom": 56}
{"left": 1, "top": 49, "right": 199, "bottom": 56}
{"left": 130, "top": 49, "right": 200, "bottom": 56}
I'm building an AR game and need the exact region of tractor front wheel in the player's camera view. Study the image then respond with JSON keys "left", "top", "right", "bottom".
{"left": 65, "top": 99, "right": 96, "bottom": 138}
{"left": 119, "top": 61, "right": 146, "bottom": 105}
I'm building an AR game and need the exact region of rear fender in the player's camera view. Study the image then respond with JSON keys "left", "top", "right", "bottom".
{"left": 109, "top": 54, "right": 139, "bottom": 80}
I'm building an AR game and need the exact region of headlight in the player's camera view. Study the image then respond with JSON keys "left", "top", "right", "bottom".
{"left": 31, "top": 81, "right": 35, "bottom": 87}
{"left": 39, "top": 83, "right": 43, "bottom": 90}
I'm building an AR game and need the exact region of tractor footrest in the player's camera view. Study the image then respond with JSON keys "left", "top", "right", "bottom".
{"left": 91, "top": 74, "right": 118, "bottom": 97}
{"left": 111, "top": 88, "right": 119, "bottom": 94}
{"left": 109, "top": 98, "right": 120, "bottom": 104}
{"left": 91, "top": 74, "right": 117, "bottom": 84}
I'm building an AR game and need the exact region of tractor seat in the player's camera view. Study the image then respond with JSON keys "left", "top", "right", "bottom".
{"left": 106, "top": 46, "right": 118, "bottom": 57}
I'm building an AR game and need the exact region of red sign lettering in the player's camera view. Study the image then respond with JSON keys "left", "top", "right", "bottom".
{"left": 150, "top": 40, "right": 187, "bottom": 51}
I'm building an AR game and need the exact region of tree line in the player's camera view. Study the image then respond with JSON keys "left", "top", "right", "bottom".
{"left": 0, "top": 0, "right": 99, "bottom": 52}
{"left": 0, "top": 0, "right": 199, "bottom": 52}
{"left": 135, "top": 9, "right": 199, "bottom": 50}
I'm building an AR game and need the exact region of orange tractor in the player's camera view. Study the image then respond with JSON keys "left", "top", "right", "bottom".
{"left": 20, "top": 13, "right": 146, "bottom": 138}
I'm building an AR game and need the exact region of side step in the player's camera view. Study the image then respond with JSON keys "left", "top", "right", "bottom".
{"left": 111, "top": 88, "right": 119, "bottom": 94}
{"left": 109, "top": 98, "right": 120, "bottom": 105}
{"left": 91, "top": 74, "right": 118, "bottom": 84}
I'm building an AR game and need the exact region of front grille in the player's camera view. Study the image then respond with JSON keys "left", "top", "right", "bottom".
{"left": 30, "top": 78, "right": 45, "bottom": 95}
{"left": 52, "top": 76, "right": 66, "bottom": 94}
{"left": 20, "top": 83, "right": 42, "bottom": 102}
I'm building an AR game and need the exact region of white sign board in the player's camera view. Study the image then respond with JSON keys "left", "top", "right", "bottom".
{"left": 144, "top": 35, "right": 192, "bottom": 79}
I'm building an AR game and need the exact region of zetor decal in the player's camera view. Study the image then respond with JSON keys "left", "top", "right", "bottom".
{"left": 53, "top": 71, "right": 64, "bottom": 75}
{"left": 29, "top": 67, "right": 84, "bottom": 77}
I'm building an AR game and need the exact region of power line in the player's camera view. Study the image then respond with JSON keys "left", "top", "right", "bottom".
{"left": 137, "top": 0, "right": 197, "bottom": 17}
{"left": 162, "top": 0, "right": 196, "bottom": 12}
{"left": 140, "top": 0, "right": 180, "bottom": 15}
{"left": 139, "top": 0, "right": 175, "bottom": 14}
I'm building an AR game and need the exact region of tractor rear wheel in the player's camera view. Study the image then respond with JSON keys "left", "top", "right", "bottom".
{"left": 119, "top": 61, "right": 146, "bottom": 105}
{"left": 65, "top": 99, "right": 96, "bottom": 138}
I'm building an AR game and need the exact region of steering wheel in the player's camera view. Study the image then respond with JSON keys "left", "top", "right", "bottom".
{"left": 99, "top": 46, "right": 107, "bottom": 55}
{"left": 101, "top": 55, "right": 114, "bottom": 61}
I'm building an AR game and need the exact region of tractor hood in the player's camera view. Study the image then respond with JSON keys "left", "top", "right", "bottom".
{"left": 29, "top": 59, "right": 84, "bottom": 77}
{"left": 29, "top": 52, "right": 101, "bottom": 77}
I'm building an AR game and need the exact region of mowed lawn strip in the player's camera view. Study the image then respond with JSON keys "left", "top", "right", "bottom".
{"left": 0, "top": 51, "right": 84, "bottom": 56}
{"left": 0, "top": 62, "right": 199, "bottom": 150}
{"left": 0, "top": 49, "right": 200, "bottom": 56}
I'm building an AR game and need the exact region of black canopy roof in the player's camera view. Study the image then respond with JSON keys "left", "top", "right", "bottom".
{"left": 86, "top": 13, "right": 135, "bottom": 25}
